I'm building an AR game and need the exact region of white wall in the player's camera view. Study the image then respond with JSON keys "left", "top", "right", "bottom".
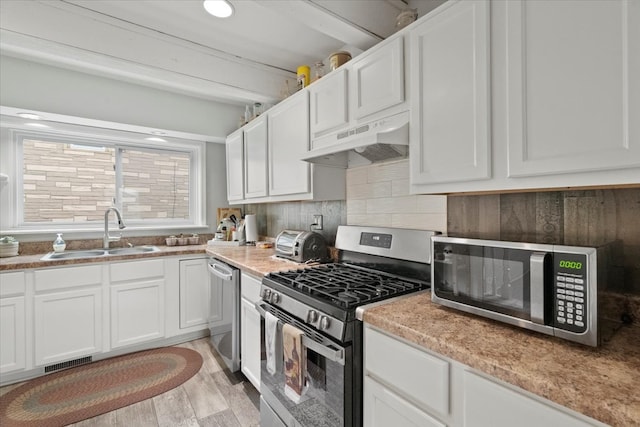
{"left": 0, "top": 55, "right": 237, "bottom": 239}
{"left": 0, "top": 55, "right": 242, "bottom": 140}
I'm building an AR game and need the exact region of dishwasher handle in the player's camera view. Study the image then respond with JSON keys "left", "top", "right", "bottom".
{"left": 208, "top": 259, "right": 234, "bottom": 281}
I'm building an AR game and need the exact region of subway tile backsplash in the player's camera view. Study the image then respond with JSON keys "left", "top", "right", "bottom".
{"left": 346, "top": 159, "right": 447, "bottom": 233}
{"left": 244, "top": 159, "right": 448, "bottom": 244}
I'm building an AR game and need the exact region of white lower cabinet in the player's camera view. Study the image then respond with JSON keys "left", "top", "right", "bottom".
{"left": 109, "top": 259, "right": 165, "bottom": 349}
{"left": 179, "top": 258, "right": 210, "bottom": 329}
{"left": 34, "top": 265, "right": 103, "bottom": 366}
{"left": 240, "top": 272, "right": 261, "bottom": 391}
{"left": 363, "top": 324, "right": 606, "bottom": 427}
{"left": 462, "top": 371, "right": 602, "bottom": 427}
{"left": 364, "top": 376, "right": 446, "bottom": 427}
{"left": 0, "top": 271, "right": 26, "bottom": 374}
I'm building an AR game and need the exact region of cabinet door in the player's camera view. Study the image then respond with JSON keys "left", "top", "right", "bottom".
{"left": 410, "top": 0, "right": 491, "bottom": 185}
{"left": 0, "top": 296, "right": 25, "bottom": 373}
{"left": 309, "top": 68, "right": 349, "bottom": 145}
{"left": 226, "top": 129, "right": 244, "bottom": 202}
{"left": 111, "top": 280, "right": 164, "bottom": 348}
{"left": 179, "top": 258, "right": 210, "bottom": 329}
{"left": 269, "top": 91, "right": 311, "bottom": 196}
{"left": 240, "top": 296, "right": 261, "bottom": 391}
{"left": 365, "top": 326, "right": 450, "bottom": 417}
{"left": 463, "top": 370, "right": 598, "bottom": 427}
{"left": 34, "top": 287, "right": 103, "bottom": 365}
{"left": 506, "top": 0, "right": 640, "bottom": 178}
{"left": 244, "top": 116, "right": 269, "bottom": 198}
{"left": 364, "top": 376, "right": 446, "bottom": 427}
{"left": 352, "top": 36, "right": 405, "bottom": 121}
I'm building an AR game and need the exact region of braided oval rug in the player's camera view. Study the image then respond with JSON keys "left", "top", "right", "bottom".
{"left": 0, "top": 346, "right": 202, "bottom": 427}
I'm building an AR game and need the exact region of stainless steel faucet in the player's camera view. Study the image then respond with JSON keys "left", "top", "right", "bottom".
{"left": 103, "top": 207, "right": 126, "bottom": 249}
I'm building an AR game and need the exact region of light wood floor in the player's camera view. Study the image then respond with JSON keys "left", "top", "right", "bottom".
{"left": 0, "top": 338, "right": 260, "bottom": 427}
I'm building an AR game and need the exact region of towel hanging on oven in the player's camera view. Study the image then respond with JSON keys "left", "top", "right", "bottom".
{"left": 265, "top": 312, "right": 278, "bottom": 375}
{"left": 283, "top": 323, "right": 306, "bottom": 402}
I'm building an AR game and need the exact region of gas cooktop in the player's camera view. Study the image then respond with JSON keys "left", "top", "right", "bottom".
{"left": 264, "top": 263, "right": 428, "bottom": 310}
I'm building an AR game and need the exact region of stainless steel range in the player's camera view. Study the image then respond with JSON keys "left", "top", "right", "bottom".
{"left": 257, "top": 225, "right": 439, "bottom": 427}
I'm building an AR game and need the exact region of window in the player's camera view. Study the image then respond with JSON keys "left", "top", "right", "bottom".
{"left": 1, "top": 120, "right": 205, "bottom": 233}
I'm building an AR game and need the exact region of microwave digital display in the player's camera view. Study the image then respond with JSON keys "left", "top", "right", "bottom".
{"left": 559, "top": 260, "right": 583, "bottom": 270}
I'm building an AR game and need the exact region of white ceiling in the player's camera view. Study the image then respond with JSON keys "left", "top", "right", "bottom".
{"left": 0, "top": 0, "right": 443, "bottom": 106}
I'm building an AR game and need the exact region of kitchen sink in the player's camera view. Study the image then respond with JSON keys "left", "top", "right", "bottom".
{"left": 40, "top": 245, "right": 160, "bottom": 261}
{"left": 104, "top": 246, "right": 160, "bottom": 256}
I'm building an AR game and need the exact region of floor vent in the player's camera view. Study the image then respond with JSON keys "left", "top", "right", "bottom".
{"left": 44, "top": 356, "right": 92, "bottom": 373}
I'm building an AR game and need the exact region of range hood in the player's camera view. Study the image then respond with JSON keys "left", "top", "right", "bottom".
{"left": 302, "top": 111, "right": 409, "bottom": 168}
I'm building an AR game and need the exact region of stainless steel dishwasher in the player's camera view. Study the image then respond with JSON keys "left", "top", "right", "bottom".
{"left": 208, "top": 257, "right": 240, "bottom": 372}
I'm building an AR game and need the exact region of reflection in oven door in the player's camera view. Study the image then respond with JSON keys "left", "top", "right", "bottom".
{"left": 258, "top": 303, "right": 353, "bottom": 427}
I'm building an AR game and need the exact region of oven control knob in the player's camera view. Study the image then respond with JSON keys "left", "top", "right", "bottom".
{"left": 270, "top": 292, "right": 280, "bottom": 304}
{"left": 307, "top": 310, "right": 319, "bottom": 323}
{"left": 319, "top": 316, "right": 331, "bottom": 331}
{"left": 260, "top": 289, "right": 271, "bottom": 300}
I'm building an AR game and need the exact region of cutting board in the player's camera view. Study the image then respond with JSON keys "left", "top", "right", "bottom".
{"left": 217, "top": 207, "right": 242, "bottom": 224}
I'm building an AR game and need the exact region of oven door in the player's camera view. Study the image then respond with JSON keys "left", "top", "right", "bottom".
{"left": 256, "top": 301, "right": 352, "bottom": 427}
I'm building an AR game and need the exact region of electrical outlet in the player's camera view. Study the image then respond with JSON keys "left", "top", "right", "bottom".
{"left": 312, "top": 214, "right": 323, "bottom": 231}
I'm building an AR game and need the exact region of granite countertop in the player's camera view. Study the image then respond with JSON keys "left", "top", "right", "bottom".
{"left": 0, "top": 245, "right": 209, "bottom": 270}
{"left": 360, "top": 292, "right": 640, "bottom": 426}
{"left": 0, "top": 242, "right": 311, "bottom": 276}
{"left": 204, "top": 245, "right": 315, "bottom": 277}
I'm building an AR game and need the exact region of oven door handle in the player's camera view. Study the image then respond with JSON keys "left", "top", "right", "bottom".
{"left": 255, "top": 302, "right": 345, "bottom": 365}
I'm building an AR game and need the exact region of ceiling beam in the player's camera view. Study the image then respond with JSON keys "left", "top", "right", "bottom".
{"left": 253, "top": 0, "right": 383, "bottom": 51}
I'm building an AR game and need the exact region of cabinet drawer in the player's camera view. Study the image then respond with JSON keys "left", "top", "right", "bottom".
{"left": 0, "top": 271, "right": 26, "bottom": 296}
{"left": 364, "top": 376, "right": 446, "bottom": 427}
{"left": 241, "top": 273, "right": 262, "bottom": 302}
{"left": 110, "top": 259, "right": 164, "bottom": 282}
{"left": 35, "top": 265, "right": 102, "bottom": 292}
{"left": 365, "top": 326, "right": 450, "bottom": 416}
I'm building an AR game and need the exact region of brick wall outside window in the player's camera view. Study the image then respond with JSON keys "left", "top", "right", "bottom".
{"left": 22, "top": 139, "right": 190, "bottom": 223}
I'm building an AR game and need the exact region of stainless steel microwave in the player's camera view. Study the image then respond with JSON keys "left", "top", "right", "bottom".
{"left": 431, "top": 236, "right": 621, "bottom": 346}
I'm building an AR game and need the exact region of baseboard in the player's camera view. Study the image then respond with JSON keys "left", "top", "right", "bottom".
{"left": 0, "top": 329, "right": 210, "bottom": 387}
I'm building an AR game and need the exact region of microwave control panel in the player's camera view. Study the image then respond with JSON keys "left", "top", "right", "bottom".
{"left": 553, "top": 253, "right": 588, "bottom": 333}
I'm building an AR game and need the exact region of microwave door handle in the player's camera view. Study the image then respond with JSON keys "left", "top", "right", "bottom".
{"left": 530, "top": 252, "right": 548, "bottom": 324}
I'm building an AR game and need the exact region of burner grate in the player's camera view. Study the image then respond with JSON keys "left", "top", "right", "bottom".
{"left": 267, "top": 264, "right": 427, "bottom": 309}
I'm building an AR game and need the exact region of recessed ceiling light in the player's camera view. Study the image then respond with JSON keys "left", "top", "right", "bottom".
{"left": 203, "top": 0, "right": 234, "bottom": 18}
{"left": 25, "top": 122, "right": 50, "bottom": 128}
{"left": 146, "top": 137, "right": 167, "bottom": 142}
{"left": 17, "top": 112, "right": 42, "bottom": 120}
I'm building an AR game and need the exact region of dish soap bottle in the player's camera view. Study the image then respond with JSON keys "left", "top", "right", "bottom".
{"left": 53, "top": 233, "right": 66, "bottom": 253}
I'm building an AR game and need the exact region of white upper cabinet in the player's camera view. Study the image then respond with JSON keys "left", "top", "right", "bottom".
{"left": 309, "top": 69, "right": 349, "bottom": 146}
{"left": 225, "top": 129, "right": 244, "bottom": 203}
{"left": 351, "top": 36, "right": 405, "bottom": 121}
{"left": 243, "top": 115, "right": 269, "bottom": 199}
{"left": 410, "top": 0, "right": 640, "bottom": 194}
{"left": 309, "top": 34, "right": 408, "bottom": 153}
{"left": 269, "top": 91, "right": 311, "bottom": 196}
{"left": 226, "top": 90, "right": 345, "bottom": 204}
{"left": 505, "top": 0, "right": 640, "bottom": 178}
{"left": 410, "top": 0, "right": 490, "bottom": 185}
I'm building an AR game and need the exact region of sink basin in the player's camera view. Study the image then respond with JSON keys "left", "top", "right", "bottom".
{"left": 40, "top": 249, "right": 106, "bottom": 260}
{"left": 105, "top": 246, "right": 161, "bottom": 256}
{"left": 40, "top": 246, "right": 160, "bottom": 261}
